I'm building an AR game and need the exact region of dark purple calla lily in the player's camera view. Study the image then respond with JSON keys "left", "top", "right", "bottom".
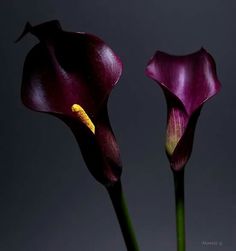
{"left": 145, "top": 49, "right": 221, "bottom": 171}
{"left": 19, "top": 20, "right": 123, "bottom": 186}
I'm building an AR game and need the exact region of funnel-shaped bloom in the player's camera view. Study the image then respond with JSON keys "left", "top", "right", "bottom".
{"left": 19, "top": 20, "right": 123, "bottom": 186}
{"left": 146, "top": 49, "right": 221, "bottom": 171}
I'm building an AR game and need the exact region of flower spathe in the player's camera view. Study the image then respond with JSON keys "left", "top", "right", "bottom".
{"left": 19, "top": 20, "right": 123, "bottom": 186}
{"left": 145, "top": 49, "right": 221, "bottom": 171}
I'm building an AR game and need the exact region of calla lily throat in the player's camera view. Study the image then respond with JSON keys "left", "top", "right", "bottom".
{"left": 166, "top": 107, "right": 187, "bottom": 156}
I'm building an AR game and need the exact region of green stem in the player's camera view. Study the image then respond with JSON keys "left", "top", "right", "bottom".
{"left": 173, "top": 170, "right": 186, "bottom": 251}
{"left": 107, "top": 180, "right": 140, "bottom": 251}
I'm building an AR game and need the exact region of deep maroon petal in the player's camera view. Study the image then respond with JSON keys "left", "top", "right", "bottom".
{"left": 19, "top": 21, "right": 123, "bottom": 186}
{"left": 21, "top": 21, "right": 122, "bottom": 119}
{"left": 145, "top": 48, "right": 221, "bottom": 115}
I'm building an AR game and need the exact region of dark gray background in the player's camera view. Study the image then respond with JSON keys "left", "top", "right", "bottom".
{"left": 0, "top": 0, "right": 235, "bottom": 250}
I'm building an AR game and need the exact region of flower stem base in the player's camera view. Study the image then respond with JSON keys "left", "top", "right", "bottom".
{"left": 107, "top": 181, "right": 140, "bottom": 251}
{"left": 173, "top": 169, "right": 186, "bottom": 251}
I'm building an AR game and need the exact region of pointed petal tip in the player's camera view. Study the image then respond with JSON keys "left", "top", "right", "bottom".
{"left": 145, "top": 50, "right": 159, "bottom": 71}
{"left": 200, "top": 46, "right": 206, "bottom": 51}
{"left": 15, "top": 20, "right": 62, "bottom": 43}
{"left": 199, "top": 47, "right": 212, "bottom": 57}
{"left": 15, "top": 22, "right": 32, "bottom": 43}
{"left": 145, "top": 57, "right": 155, "bottom": 79}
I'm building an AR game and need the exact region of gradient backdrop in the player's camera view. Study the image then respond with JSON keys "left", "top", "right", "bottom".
{"left": 0, "top": 0, "right": 235, "bottom": 250}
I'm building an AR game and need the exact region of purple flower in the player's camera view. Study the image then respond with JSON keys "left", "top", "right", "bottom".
{"left": 19, "top": 20, "right": 123, "bottom": 186}
{"left": 145, "top": 49, "right": 221, "bottom": 171}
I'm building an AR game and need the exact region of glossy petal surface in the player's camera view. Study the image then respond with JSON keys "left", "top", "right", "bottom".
{"left": 146, "top": 49, "right": 221, "bottom": 115}
{"left": 20, "top": 21, "right": 122, "bottom": 186}
{"left": 21, "top": 21, "right": 122, "bottom": 119}
{"left": 146, "top": 49, "right": 221, "bottom": 171}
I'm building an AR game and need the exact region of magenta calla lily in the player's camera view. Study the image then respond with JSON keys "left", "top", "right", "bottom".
{"left": 19, "top": 20, "right": 123, "bottom": 186}
{"left": 145, "top": 49, "right": 221, "bottom": 171}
